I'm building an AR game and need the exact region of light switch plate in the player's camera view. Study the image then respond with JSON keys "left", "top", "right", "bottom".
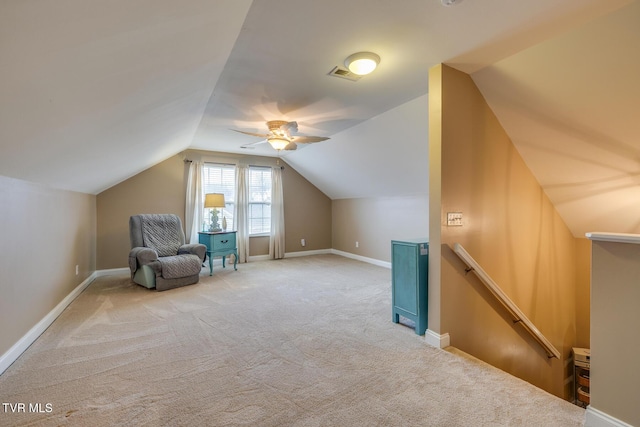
{"left": 447, "top": 212, "right": 463, "bottom": 226}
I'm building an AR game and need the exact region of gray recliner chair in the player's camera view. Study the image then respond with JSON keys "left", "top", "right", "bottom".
{"left": 128, "top": 214, "right": 206, "bottom": 291}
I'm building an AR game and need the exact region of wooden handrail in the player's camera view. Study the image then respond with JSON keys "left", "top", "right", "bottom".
{"left": 453, "top": 243, "right": 561, "bottom": 359}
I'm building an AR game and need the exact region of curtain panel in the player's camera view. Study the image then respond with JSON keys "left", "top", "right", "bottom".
{"left": 269, "top": 166, "right": 285, "bottom": 259}
{"left": 185, "top": 160, "right": 204, "bottom": 244}
{"left": 235, "top": 165, "right": 250, "bottom": 263}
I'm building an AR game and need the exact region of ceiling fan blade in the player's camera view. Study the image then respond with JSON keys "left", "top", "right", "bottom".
{"left": 284, "top": 142, "right": 297, "bottom": 151}
{"left": 292, "top": 136, "right": 330, "bottom": 144}
{"left": 282, "top": 121, "right": 298, "bottom": 134}
{"left": 231, "top": 129, "right": 270, "bottom": 138}
{"left": 241, "top": 139, "right": 268, "bottom": 149}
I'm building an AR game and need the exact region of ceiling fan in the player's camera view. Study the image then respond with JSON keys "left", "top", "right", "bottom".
{"left": 232, "top": 120, "right": 329, "bottom": 151}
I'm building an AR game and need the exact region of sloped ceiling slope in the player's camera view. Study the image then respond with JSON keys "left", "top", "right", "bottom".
{"left": 0, "top": 0, "right": 252, "bottom": 194}
{"left": 283, "top": 94, "right": 429, "bottom": 200}
{"left": 472, "top": 0, "right": 640, "bottom": 237}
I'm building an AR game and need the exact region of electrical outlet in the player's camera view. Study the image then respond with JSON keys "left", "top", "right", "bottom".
{"left": 75, "top": 265, "right": 79, "bottom": 275}
{"left": 447, "top": 212, "right": 463, "bottom": 226}
{"left": 355, "top": 241, "right": 359, "bottom": 248}
{"left": 301, "top": 238, "right": 306, "bottom": 247}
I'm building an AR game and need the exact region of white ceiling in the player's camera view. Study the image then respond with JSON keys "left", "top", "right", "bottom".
{"left": 1, "top": 0, "right": 638, "bottom": 237}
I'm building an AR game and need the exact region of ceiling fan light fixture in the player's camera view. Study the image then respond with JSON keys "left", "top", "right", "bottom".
{"left": 268, "top": 137, "right": 289, "bottom": 151}
{"left": 345, "top": 52, "right": 380, "bottom": 76}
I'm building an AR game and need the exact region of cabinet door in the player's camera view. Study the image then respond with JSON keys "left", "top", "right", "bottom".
{"left": 392, "top": 243, "right": 418, "bottom": 314}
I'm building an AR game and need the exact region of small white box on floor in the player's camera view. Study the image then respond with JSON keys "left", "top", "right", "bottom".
{"left": 573, "top": 347, "right": 590, "bottom": 368}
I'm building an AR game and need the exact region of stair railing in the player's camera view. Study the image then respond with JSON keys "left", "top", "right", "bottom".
{"left": 452, "top": 243, "right": 561, "bottom": 359}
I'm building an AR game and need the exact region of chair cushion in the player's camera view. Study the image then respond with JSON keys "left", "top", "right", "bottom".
{"left": 160, "top": 254, "right": 202, "bottom": 279}
{"left": 141, "top": 214, "right": 182, "bottom": 257}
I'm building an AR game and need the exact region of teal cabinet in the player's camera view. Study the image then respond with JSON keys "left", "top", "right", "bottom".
{"left": 391, "top": 239, "right": 428, "bottom": 335}
{"left": 198, "top": 231, "right": 238, "bottom": 276}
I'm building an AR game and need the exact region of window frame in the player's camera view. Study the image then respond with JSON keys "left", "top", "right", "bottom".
{"left": 201, "top": 163, "right": 272, "bottom": 237}
{"left": 247, "top": 166, "right": 272, "bottom": 236}
{"left": 202, "top": 162, "right": 236, "bottom": 231}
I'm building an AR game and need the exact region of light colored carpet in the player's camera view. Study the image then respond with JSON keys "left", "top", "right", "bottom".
{"left": 0, "top": 254, "right": 585, "bottom": 426}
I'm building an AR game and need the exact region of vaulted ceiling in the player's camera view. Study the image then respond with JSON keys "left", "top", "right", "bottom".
{"left": 1, "top": 0, "right": 638, "bottom": 237}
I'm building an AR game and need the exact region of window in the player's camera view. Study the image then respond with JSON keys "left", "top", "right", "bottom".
{"left": 202, "top": 163, "right": 272, "bottom": 235}
{"left": 203, "top": 163, "right": 235, "bottom": 229}
{"left": 248, "top": 167, "right": 272, "bottom": 235}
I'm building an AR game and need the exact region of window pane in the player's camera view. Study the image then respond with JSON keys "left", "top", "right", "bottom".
{"left": 201, "top": 164, "right": 271, "bottom": 235}
{"left": 203, "top": 163, "right": 236, "bottom": 230}
{"left": 248, "top": 167, "right": 271, "bottom": 234}
{"left": 203, "top": 164, "right": 235, "bottom": 204}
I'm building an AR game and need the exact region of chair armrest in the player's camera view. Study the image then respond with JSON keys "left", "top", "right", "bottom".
{"left": 131, "top": 247, "right": 158, "bottom": 264}
{"left": 179, "top": 244, "right": 207, "bottom": 262}
{"left": 128, "top": 247, "right": 159, "bottom": 279}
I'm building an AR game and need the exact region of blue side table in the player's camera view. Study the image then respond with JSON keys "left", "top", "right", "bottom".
{"left": 391, "top": 239, "right": 428, "bottom": 335}
{"left": 198, "top": 231, "right": 238, "bottom": 276}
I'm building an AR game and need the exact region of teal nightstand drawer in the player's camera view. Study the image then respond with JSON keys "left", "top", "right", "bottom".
{"left": 213, "top": 234, "right": 235, "bottom": 250}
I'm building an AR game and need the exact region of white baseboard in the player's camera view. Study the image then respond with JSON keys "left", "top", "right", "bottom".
{"left": 425, "top": 329, "right": 451, "bottom": 349}
{"left": 215, "top": 249, "right": 384, "bottom": 265}
{"left": 585, "top": 406, "right": 633, "bottom": 427}
{"left": 286, "top": 249, "right": 332, "bottom": 258}
{"left": 95, "top": 267, "right": 129, "bottom": 276}
{"left": 330, "top": 249, "right": 391, "bottom": 269}
{"left": 0, "top": 272, "right": 97, "bottom": 376}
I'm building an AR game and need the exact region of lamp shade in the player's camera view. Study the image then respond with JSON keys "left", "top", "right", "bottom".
{"left": 205, "top": 193, "right": 226, "bottom": 208}
{"left": 268, "top": 137, "right": 289, "bottom": 151}
{"left": 345, "top": 52, "right": 380, "bottom": 75}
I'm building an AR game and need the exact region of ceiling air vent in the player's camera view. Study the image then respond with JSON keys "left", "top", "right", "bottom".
{"left": 328, "top": 66, "right": 362, "bottom": 82}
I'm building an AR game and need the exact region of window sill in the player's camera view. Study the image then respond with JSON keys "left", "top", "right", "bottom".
{"left": 250, "top": 233, "right": 270, "bottom": 238}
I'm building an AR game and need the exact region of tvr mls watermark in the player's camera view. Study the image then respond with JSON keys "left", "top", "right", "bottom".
{"left": 2, "top": 403, "right": 53, "bottom": 413}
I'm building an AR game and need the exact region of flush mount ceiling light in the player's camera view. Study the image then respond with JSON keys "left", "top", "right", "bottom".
{"left": 344, "top": 52, "right": 380, "bottom": 76}
{"left": 441, "top": 0, "right": 463, "bottom": 6}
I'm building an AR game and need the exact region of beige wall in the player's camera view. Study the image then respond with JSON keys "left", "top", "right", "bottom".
{"left": 332, "top": 196, "right": 428, "bottom": 262}
{"left": 282, "top": 163, "right": 332, "bottom": 253}
{"left": 589, "top": 239, "right": 640, "bottom": 426}
{"left": 97, "top": 155, "right": 187, "bottom": 269}
{"left": 96, "top": 150, "right": 331, "bottom": 269}
{"left": 431, "top": 64, "right": 589, "bottom": 399}
{"left": 575, "top": 238, "right": 591, "bottom": 348}
{"left": 428, "top": 64, "right": 443, "bottom": 335}
{"left": 0, "top": 175, "right": 96, "bottom": 357}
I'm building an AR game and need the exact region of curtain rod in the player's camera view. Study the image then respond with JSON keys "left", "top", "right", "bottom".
{"left": 247, "top": 164, "right": 285, "bottom": 170}
{"left": 183, "top": 159, "right": 283, "bottom": 169}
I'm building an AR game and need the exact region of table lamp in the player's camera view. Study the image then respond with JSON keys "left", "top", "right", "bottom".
{"left": 205, "top": 193, "right": 225, "bottom": 232}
